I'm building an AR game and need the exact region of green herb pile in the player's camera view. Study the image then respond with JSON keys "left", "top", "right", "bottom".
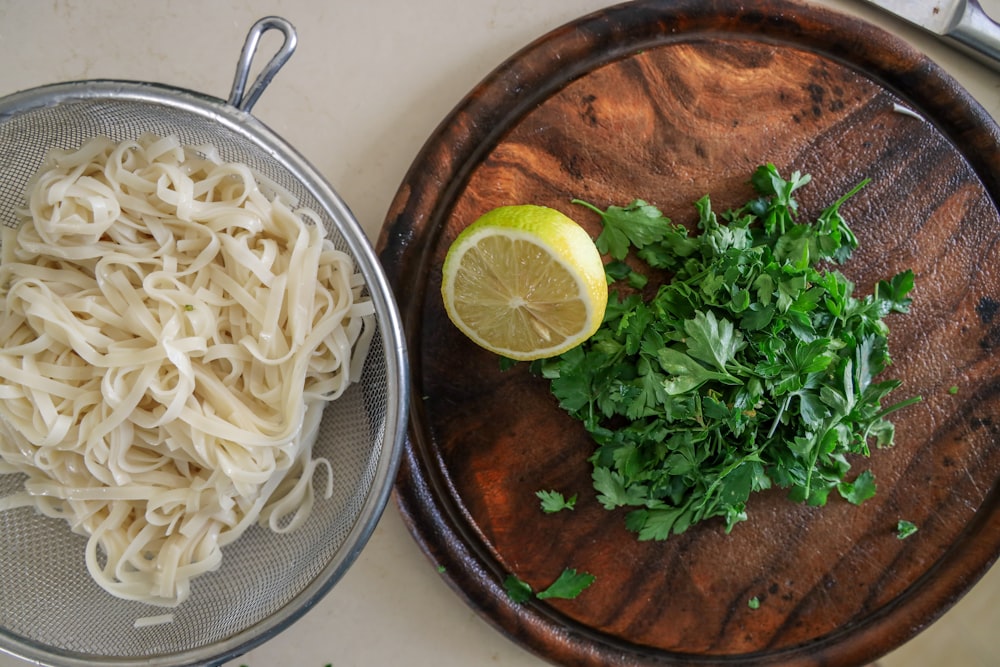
{"left": 536, "top": 165, "right": 919, "bottom": 541}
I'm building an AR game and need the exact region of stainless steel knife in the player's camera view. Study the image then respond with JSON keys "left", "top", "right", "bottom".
{"left": 860, "top": 0, "right": 1000, "bottom": 72}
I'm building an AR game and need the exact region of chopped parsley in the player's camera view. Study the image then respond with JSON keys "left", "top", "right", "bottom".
{"left": 504, "top": 568, "right": 596, "bottom": 603}
{"left": 837, "top": 469, "right": 877, "bottom": 505}
{"left": 503, "top": 574, "right": 534, "bottom": 603}
{"left": 536, "top": 568, "right": 596, "bottom": 600}
{"left": 536, "top": 489, "right": 577, "bottom": 513}
{"left": 536, "top": 164, "right": 919, "bottom": 541}
{"left": 896, "top": 520, "right": 919, "bottom": 539}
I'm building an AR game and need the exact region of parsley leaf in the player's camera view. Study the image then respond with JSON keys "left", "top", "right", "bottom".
{"left": 592, "top": 466, "right": 648, "bottom": 509}
{"left": 503, "top": 575, "right": 534, "bottom": 603}
{"left": 536, "top": 568, "right": 597, "bottom": 600}
{"left": 837, "top": 469, "right": 877, "bottom": 505}
{"left": 683, "top": 310, "right": 745, "bottom": 372}
{"left": 536, "top": 490, "right": 577, "bottom": 513}
{"left": 896, "top": 520, "right": 919, "bottom": 539}
{"left": 573, "top": 198, "right": 672, "bottom": 260}
{"left": 503, "top": 569, "right": 596, "bottom": 603}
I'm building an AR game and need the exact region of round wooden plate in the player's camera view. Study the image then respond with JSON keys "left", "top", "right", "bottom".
{"left": 376, "top": 1, "right": 1000, "bottom": 665}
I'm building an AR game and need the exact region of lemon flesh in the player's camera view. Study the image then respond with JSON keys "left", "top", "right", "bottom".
{"left": 441, "top": 205, "right": 607, "bottom": 361}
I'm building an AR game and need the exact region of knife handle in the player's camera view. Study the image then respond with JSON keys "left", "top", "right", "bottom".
{"left": 947, "top": 0, "right": 1000, "bottom": 73}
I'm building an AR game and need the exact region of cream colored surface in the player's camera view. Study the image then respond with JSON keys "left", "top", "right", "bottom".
{"left": 0, "top": 1, "right": 998, "bottom": 666}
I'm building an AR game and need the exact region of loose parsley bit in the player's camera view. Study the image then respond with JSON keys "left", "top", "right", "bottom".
{"left": 536, "top": 164, "right": 920, "bottom": 541}
{"left": 503, "top": 574, "right": 535, "bottom": 604}
{"left": 504, "top": 568, "right": 596, "bottom": 603}
{"left": 896, "top": 520, "right": 918, "bottom": 539}
{"left": 536, "top": 489, "right": 577, "bottom": 513}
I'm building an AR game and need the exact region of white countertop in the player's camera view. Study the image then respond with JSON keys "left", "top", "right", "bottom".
{"left": 1, "top": 1, "right": 999, "bottom": 666}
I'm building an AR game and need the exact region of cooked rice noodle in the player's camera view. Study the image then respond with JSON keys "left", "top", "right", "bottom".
{"left": 0, "top": 135, "right": 374, "bottom": 607}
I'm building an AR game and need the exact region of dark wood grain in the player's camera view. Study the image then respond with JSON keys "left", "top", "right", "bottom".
{"left": 376, "top": 1, "right": 1000, "bottom": 665}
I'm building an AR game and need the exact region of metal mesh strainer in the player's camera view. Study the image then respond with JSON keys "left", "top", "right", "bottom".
{"left": 0, "top": 16, "right": 408, "bottom": 667}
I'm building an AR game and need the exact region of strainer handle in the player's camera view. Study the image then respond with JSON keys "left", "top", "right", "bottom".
{"left": 227, "top": 16, "right": 298, "bottom": 112}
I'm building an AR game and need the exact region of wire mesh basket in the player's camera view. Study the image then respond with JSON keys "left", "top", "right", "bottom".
{"left": 0, "top": 16, "right": 408, "bottom": 667}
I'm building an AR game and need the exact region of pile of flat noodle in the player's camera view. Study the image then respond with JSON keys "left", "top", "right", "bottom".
{"left": 0, "top": 134, "right": 374, "bottom": 607}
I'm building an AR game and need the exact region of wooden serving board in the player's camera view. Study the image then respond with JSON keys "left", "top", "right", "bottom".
{"left": 377, "top": 1, "right": 1000, "bottom": 665}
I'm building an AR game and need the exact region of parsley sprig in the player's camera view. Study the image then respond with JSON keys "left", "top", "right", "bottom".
{"left": 538, "top": 164, "right": 920, "bottom": 541}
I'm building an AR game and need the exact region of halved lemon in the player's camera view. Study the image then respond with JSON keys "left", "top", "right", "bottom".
{"left": 441, "top": 205, "right": 608, "bottom": 361}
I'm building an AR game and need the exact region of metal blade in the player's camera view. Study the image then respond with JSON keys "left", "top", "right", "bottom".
{"left": 862, "top": 0, "right": 964, "bottom": 34}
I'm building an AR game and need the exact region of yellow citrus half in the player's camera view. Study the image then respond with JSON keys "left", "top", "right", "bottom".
{"left": 441, "top": 205, "right": 608, "bottom": 361}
